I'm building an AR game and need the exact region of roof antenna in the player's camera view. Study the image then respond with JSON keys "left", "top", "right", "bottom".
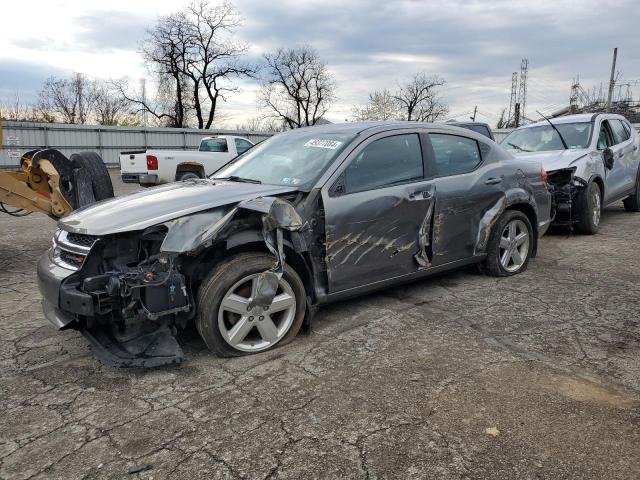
{"left": 536, "top": 110, "right": 568, "bottom": 150}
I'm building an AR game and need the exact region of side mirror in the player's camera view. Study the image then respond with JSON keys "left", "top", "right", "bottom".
{"left": 603, "top": 148, "right": 614, "bottom": 170}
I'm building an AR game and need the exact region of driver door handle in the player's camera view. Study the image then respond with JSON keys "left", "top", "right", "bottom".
{"left": 485, "top": 177, "right": 503, "bottom": 185}
{"left": 409, "top": 189, "right": 433, "bottom": 200}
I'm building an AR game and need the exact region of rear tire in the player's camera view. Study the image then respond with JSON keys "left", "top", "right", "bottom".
{"left": 177, "top": 171, "right": 201, "bottom": 181}
{"left": 483, "top": 210, "right": 533, "bottom": 277}
{"left": 623, "top": 169, "right": 640, "bottom": 212}
{"left": 69, "top": 151, "right": 114, "bottom": 201}
{"left": 196, "top": 253, "right": 306, "bottom": 357}
{"left": 575, "top": 181, "right": 601, "bottom": 234}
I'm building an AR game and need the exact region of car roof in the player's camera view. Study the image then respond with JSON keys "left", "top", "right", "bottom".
{"left": 284, "top": 121, "right": 481, "bottom": 136}
{"left": 519, "top": 112, "right": 628, "bottom": 129}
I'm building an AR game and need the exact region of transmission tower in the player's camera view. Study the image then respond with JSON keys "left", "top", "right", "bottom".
{"left": 507, "top": 71, "right": 518, "bottom": 127}
{"left": 517, "top": 58, "right": 529, "bottom": 122}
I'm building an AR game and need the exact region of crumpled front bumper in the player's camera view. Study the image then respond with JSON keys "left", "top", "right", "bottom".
{"left": 37, "top": 249, "right": 86, "bottom": 329}
{"left": 37, "top": 249, "right": 185, "bottom": 368}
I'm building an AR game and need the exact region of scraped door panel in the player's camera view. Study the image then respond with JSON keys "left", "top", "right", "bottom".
{"left": 323, "top": 182, "right": 435, "bottom": 293}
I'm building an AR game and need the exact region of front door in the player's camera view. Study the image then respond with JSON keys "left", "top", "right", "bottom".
{"left": 322, "top": 132, "right": 435, "bottom": 293}
{"left": 599, "top": 120, "right": 629, "bottom": 202}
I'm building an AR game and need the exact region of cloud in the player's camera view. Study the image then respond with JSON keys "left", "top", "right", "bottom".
{"left": 3, "top": 0, "right": 639, "bottom": 125}
{"left": 70, "top": 10, "right": 154, "bottom": 51}
{"left": 0, "top": 59, "right": 69, "bottom": 102}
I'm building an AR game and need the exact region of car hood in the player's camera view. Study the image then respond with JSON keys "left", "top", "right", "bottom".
{"left": 511, "top": 149, "right": 591, "bottom": 172}
{"left": 60, "top": 179, "right": 298, "bottom": 235}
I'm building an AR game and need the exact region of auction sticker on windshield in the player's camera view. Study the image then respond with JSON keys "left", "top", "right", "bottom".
{"left": 304, "top": 139, "right": 343, "bottom": 149}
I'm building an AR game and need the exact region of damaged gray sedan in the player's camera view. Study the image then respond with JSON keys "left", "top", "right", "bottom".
{"left": 37, "top": 122, "right": 551, "bottom": 367}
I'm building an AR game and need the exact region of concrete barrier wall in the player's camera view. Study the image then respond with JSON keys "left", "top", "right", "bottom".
{"left": 0, "top": 121, "right": 274, "bottom": 168}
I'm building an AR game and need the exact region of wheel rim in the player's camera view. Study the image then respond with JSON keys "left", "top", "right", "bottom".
{"left": 592, "top": 188, "right": 601, "bottom": 226}
{"left": 499, "top": 219, "right": 530, "bottom": 272}
{"left": 218, "top": 273, "right": 296, "bottom": 352}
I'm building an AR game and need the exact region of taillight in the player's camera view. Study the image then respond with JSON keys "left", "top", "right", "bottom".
{"left": 540, "top": 168, "right": 549, "bottom": 188}
{"left": 146, "top": 155, "right": 158, "bottom": 170}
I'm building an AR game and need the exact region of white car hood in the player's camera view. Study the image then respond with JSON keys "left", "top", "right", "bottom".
{"left": 512, "top": 149, "right": 591, "bottom": 173}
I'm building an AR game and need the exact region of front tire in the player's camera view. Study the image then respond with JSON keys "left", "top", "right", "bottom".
{"left": 196, "top": 253, "right": 306, "bottom": 357}
{"left": 623, "top": 169, "right": 640, "bottom": 212}
{"left": 483, "top": 210, "right": 533, "bottom": 277}
{"left": 575, "top": 181, "right": 601, "bottom": 234}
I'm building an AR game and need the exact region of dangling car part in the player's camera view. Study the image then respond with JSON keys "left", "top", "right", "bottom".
{"left": 37, "top": 121, "right": 552, "bottom": 368}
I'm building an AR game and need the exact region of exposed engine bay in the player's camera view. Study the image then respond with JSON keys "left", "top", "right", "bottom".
{"left": 53, "top": 195, "right": 306, "bottom": 367}
{"left": 546, "top": 166, "right": 585, "bottom": 228}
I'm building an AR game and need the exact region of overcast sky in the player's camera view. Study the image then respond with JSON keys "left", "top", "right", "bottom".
{"left": 2, "top": 0, "right": 639, "bottom": 127}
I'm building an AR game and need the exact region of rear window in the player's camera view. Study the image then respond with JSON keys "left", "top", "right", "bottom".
{"left": 430, "top": 134, "right": 482, "bottom": 176}
{"left": 458, "top": 124, "right": 492, "bottom": 139}
{"left": 200, "top": 138, "right": 228, "bottom": 152}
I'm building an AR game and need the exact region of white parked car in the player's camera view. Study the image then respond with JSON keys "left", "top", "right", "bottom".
{"left": 501, "top": 113, "right": 640, "bottom": 233}
{"left": 120, "top": 135, "right": 255, "bottom": 186}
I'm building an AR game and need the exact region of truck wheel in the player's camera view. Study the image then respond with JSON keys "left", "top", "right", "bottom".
{"left": 69, "top": 151, "right": 114, "bottom": 201}
{"left": 177, "top": 171, "right": 201, "bottom": 181}
{"left": 575, "top": 181, "right": 601, "bottom": 234}
{"left": 196, "top": 253, "right": 306, "bottom": 357}
{"left": 623, "top": 169, "right": 640, "bottom": 212}
{"left": 483, "top": 210, "right": 533, "bottom": 277}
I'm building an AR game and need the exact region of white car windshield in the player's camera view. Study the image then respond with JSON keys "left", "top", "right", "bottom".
{"left": 212, "top": 131, "right": 356, "bottom": 187}
{"left": 502, "top": 122, "right": 593, "bottom": 152}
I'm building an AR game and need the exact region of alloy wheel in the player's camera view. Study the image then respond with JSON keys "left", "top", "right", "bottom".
{"left": 592, "top": 188, "right": 601, "bottom": 226}
{"left": 217, "top": 273, "right": 296, "bottom": 352}
{"left": 499, "top": 219, "right": 530, "bottom": 273}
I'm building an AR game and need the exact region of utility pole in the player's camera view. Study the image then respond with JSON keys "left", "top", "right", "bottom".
{"left": 517, "top": 58, "right": 529, "bottom": 123}
{"left": 471, "top": 105, "right": 477, "bottom": 121}
{"left": 140, "top": 78, "right": 148, "bottom": 127}
{"left": 606, "top": 47, "right": 618, "bottom": 112}
{"left": 508, "top": 72, "right": 518, "bottom": 127}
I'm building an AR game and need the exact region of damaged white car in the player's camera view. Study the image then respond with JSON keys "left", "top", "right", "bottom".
{"left": 502, "top": 113, "right": 640, "bottom": 233}
{"left": 38, "top": 122, "right": 551, "bottom": 367}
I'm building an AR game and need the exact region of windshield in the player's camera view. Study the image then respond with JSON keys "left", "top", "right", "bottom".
{"left": 212, "top": 131, "right": 356, "bottom": 187}
{"left": 502, "top": 122, "right": 593, "bottom": 152}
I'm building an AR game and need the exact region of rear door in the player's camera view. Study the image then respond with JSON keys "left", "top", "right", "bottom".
{"left": 426, "top": 132, "right": 506, "bottom": 265}
{"left": 322, "top": 131, "right": 436, "bottom": 293}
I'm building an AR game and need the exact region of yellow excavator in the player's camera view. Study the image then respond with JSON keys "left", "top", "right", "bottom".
{"left": 0, "top": 115, "right": 114, "bottom": 218}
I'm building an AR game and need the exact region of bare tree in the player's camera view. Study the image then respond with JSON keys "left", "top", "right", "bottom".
{"left": 352, "top": 89, "right": 401, "bottom": 121}
{"left": 496, "top": 108, "right": 507, "bottom": 129}
{"left": 185, "top": 1, "right": 255, "bottom": 128}
{"left": 1, "top": 92, "right": 35, "bottom": 121}
{"left": 93, "top": 81, "right": 136, "bottom": 126}
{"left": 130, "top": 1, "right": 253, "bottom": 129}
{"left": 394, "top": 73, "right": 448, "bottom": 122}
{"left": 237, "top": 116, "right": 285, "bottom": 132}
{"left": 259, "top": 45, "right": 335, "bottom": 128}
{"left": 36, "top": 73, "right": 94, "bottom": 124}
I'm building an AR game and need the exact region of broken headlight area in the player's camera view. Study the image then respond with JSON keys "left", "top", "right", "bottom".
{"left": 74, "top": 231, "right": 193, "bottom": 367}
{"left": 547, "top": 167, "right": 584, "bottom": 226}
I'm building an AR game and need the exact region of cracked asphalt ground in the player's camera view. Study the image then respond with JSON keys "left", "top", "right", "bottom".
{"left": 1, "top": 170, "right": 640, "bottom": 480}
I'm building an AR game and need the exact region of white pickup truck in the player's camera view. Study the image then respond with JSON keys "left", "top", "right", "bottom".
{"left": 119, "top": 135, "right": 255, "bottom": 186}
